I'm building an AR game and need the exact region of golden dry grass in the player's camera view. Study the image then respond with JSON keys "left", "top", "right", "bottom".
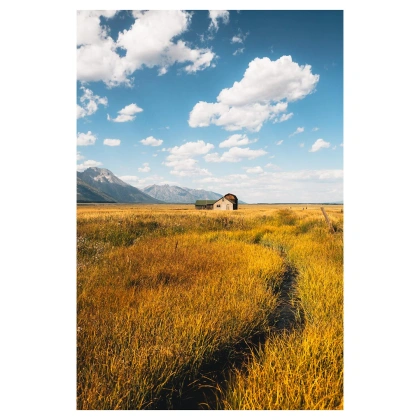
{"left": 77, "top": 204, "right": 343, "bottom": 410}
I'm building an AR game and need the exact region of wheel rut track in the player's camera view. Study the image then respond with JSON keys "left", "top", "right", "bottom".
{"left": 150, "top": 250, "right": 305, "bottom": 410}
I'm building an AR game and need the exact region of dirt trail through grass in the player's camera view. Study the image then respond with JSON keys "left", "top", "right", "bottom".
{"left": 165, "top": 255, "right": 303, "bottom": 410}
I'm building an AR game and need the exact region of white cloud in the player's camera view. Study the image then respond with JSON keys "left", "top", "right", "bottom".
{"left": 201, "top": 174, "right": 249, "bottom": 184}
{"left": 77, "top": 10, "right": 216, "bottom": 87}
{"left": 309, "top": 139, "right": 330, "bottom": 152}
{"left": 312, "top": 127, "right": 320, "bottom": 131}
{"left": 140, "top": 136, "right": 163, "bottom": 147}
{"left": 290, "top": 127, "right": 304, "bottom": 137}
{"left": 77, "top": 10, "right": 117, "bottom": 46}
{"left": 164, "top": 158, "right": 212, "bottom": 177}
{"left": 167, "top": 140, "right": 214, "bottom": 157}
{"left": 164, "top": 140, "right": 214, "bottom": 177}
{"left": 265, "top": 163, "right": 281, "bottom": 170}
{"left": 204, "top": 146, "right": 267, "bottom": 163}
{"left": 217, "top": 56, "right": 318, "bottom": 106}
{"left": 190, "top": 101, "right": 287, "bottom": 132}
{"left": 279, "top": 112, "right": 293, "bottom": 122}
{"left": 77, "top": 105, "right": 85, "bottom": 119}
{"left": 77, "top": 159, "right": 103, "bottom": 171}
{"left": 233, "top": 48, "right": 245, "bottom": 56}
{"left": 189, "top": 56, "right": 318, "bottom": 132}
{"left": 195, "top": 169, "right": 343, "bottom": 203}
{"left": 299, "top": 143, "right": 305, "bottom": 148}
{"left": 231, "top": 31, "right": 248, "bottom": 44}
{"left": 119, "top": 175, "right": 139, "bottom": 182}
{"left": 77, "top": 86, "right": 108, "bottom": 119}
{"left": 77, "top": 131, "right": 97, "bottom": 146}
{"left": 276, "top": 140, "right": 284, "bottom": 145}
{"left": 103, "top": 138, "right": 121, "bottom": 146}
{"left": 120, "top": 174, "right": 164, "bottom": 188}
{"left": 208, "top": 11, "right": 229, "bottom": 31}
{"left": 108, "top": 103, "right": 143, "bottom": 122}
{"left": 246, "top": 166, "right": 264, "bottom": 174}
{"left": 219, "top": 134, "right": 257, "bottom": 148}
{"left": 138, "top": 163, "right": 151, "bottom": 173}
{"left": 76, "top": 151, "right": 84, "bottom": 161}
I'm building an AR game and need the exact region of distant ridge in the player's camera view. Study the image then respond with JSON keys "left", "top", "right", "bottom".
{"left": 77, "top": 167, "right": 163, "bottom": 203}
{"left": 77, "top": 167, "right": 247, "bottom": 204}
{"left": 142, "top": 184, "right": 247, "bottom": 204}
{"left": 142, "top": 184, "right": 223, "bottom": 203}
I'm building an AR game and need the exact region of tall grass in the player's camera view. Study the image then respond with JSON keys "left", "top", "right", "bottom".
{"left": 77, "top": 204, "right": 343, "bottom": 410}
{"left": 218, "top": 209, "right": 343, "bottom": 410}
{"left": 77, "top": 216, "right": 286, "bottom": 409}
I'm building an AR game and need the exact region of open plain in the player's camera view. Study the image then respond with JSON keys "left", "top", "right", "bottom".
{"left": 77, "top": 204, "right": 343, "bottom": 409}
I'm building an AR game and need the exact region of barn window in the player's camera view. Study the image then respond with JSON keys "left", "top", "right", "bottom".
{"left": 217, "top": 204, "right": 221, "bottom": 207}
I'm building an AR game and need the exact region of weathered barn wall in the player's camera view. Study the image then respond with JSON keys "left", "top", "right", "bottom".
{"left": 213, "top": 197, "right": 234, "bottom": 211}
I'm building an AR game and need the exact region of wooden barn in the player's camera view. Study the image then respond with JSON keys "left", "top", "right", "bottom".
{"left": 195, "top": 193, "right": 238, "bottom": 210}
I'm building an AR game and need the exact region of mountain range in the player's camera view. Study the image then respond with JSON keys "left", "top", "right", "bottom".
{"left": 141, "top": 184, "right": 223, "bottom": 203}
{"left": 77, "top": 167, "right": 244, "bottom": 204}
{"left": 77, "top": 167, "right": 162, "bottom": 203}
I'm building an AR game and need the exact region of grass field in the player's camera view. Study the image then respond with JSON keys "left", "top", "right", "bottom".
{"left": 77, "top": 204, "right": 343, "bottom": 410}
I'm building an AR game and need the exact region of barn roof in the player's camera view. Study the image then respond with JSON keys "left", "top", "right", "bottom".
{"left": 195, "top": 199, "right": 218, "bottom": 205}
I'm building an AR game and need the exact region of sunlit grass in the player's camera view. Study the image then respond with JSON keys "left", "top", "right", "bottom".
{"left": 77, "top": 204, "right": 343, "bottom": 410}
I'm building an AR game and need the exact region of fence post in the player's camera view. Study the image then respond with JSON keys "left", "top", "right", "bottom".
{"left": 320, "top": 207, "right": 335, "bottom": 233}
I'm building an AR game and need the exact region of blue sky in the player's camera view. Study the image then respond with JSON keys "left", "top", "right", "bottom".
{"left": 77, "top": 10, "right": 343, "bottom": 203}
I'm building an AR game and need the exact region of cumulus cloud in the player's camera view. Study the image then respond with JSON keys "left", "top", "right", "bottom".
{"left": 103, "top": 138, "right": 121, "bottom": 146}
{"left": 190, "top": 101, "right": 287, "bottom": 132}
{"left": 77, "top": 131, "right": 97, "bottom": 146}
{"left": 164, "top": 140, "right": 214, "bottom": 177}
{"left": 77, "top": 159, "right": 103, "bottom": 171}
{"left": 77, "top": 10, "right": 216, "bottom": 87}
{"left": 108, "top": 103, "right": 143, "bottom": 122}
{"left": 246, "top": 166, "right": 264, "bottom": 174}
{"left": 167, "top": 140, "right": 214, "bottom": 157}
{"left": 290, "top": 127, "right": 304, "bottom": 137}
{"left": 309, "top": 139, "right": 330, "bottom": 152}
{"left": 219, "top": 134, "right": 257, "bottom": 148}
{"left": 204, "top": 146, "right": 267, "bottom": 163}
{"left": 217, "top": 56, "right": 318, "bottom": 106}
{"left": 140, "top": 136, "right": 163, "bottom": 147}
{"left": 77, "top": 150, "right": 85, "bottom": 161}
{"left": 138, "top": 163, "right": 151, "bottom": 173}
{"left": 77, "top": 86, "right": 108, "bottom": 119}
{"left": 208, "top": 10, "right": 229, "bottom": 31}
{"left": 189, "top": 56, "right": 318, "bottom": 132}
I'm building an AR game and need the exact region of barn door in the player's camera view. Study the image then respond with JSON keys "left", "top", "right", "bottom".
{"left": 226, "top": 204, "right": 230, "bottom": 210}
